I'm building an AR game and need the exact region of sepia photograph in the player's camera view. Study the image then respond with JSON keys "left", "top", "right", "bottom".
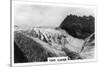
{"left": 11, "top": 0, "right": 96, "bottom": 66}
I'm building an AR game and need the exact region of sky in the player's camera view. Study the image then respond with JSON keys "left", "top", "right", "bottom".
{"left": 13, "top": 1, "right": 95, "bottom": 29}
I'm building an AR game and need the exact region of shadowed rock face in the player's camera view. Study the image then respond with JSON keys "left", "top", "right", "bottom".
{"left": 60, "top": 14, "right": 95, "bottom": 39}
{"left": 14, "top": 41, "right": 28, "bottom": 63}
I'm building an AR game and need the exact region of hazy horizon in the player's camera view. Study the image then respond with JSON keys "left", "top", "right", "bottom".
{"left": 13, "top": 2, "right": 95, "bottom": 29}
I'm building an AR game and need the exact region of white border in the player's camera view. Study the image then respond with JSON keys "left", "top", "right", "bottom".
{"left": 11, "top": 0, "right": 97, "bottom": 67}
